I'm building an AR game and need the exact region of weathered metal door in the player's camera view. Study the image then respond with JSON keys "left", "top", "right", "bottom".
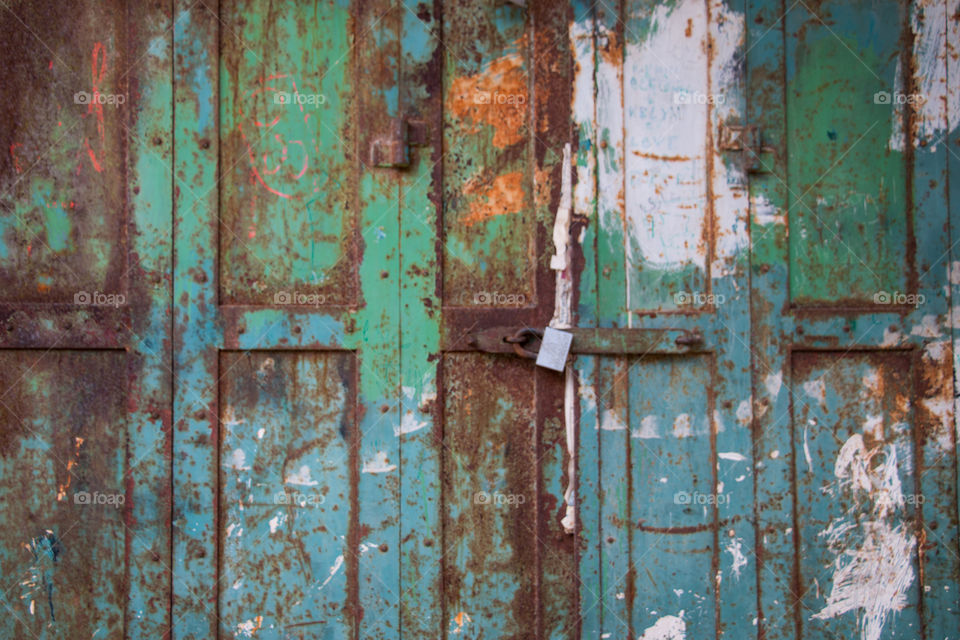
{"left": 0, "top": 1, "right": 172, "bottom": 637}
{"left": 747, "top": 2, "right": 959, "bottom": 639}
{"left": 173, "top": 0, "right": 576, "bottom": 638}
{"left": 572, "top": 0, "right": 960, "bottom": 639}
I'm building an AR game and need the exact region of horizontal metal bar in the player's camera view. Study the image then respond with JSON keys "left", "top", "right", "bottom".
{"left": 461, "top": 326, "right": 706, "bottom": 356}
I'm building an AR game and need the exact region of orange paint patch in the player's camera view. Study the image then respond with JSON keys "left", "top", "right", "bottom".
{"left": 447, "top": 53, "right": 528, "bottom": 149}
{"left": 460, "top": 170, "right": 525, "bottom": 227}
{"left": 451, "top": 611, "right": 471, "bottom": 634}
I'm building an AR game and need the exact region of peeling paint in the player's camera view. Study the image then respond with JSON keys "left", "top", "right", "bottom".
{"left": 638, "top": 613, "right": 686, "bottom": 640}
{"left": 361, "top": 451, "right": 396, "bottom": 474}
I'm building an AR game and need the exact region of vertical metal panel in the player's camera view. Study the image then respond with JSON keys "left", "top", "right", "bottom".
{"left": 219, "top": 351, "right": 355, "bottom": 638}
{"left": 172, "top": 1, "right": 220, "bottom": 636}
{"left": 573, "top": 2, "right": 755, "bottom": 639}
{"left": 353, "top": 2, "right": 403, "bottom": 637}
{"left": 749, "top": 2, "right": 959, "bottom": 640}
{"left": 441, "top": 0, "right": 535, "bottom": 307}
{"left": 0, "top": 1, "right": 127, "bottom": 304}
{"left": 0, "top": 351, "right": 127, "bottom": 637}
{"left": 219, "top": 0, "right": 357, "bottom": 306}
{"left": 398, "top": 2, "right": 443, "bottom": 636}
{"left": 785, "top": 2, "right": 910, "bottom": 305}
{"left": 442, "top": 354, "right": 538, "bottom": 637}
{"left": 0, "top": 0, "right": 173, "bottom": 637}
{"left": 792, "top": 352, "right": 922, "bottom": 639}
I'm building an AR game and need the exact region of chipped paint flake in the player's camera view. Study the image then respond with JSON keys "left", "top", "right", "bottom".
{"left": 803, "top": 378, "right": 826, "bottom": 407}
{"left": 764, "top": 372, "right": 783, "bottom": 399}
{"left": 910, "top": 315, "right": 942, "bottom": 338}
{"left": 284, "top": 464, "right": 318, "bottom": 486}
{"left": 601, "top": 409, "right": 628, "bottom": 431}
{"left": 361, "top": 451, "right": 396, "bottom": 474}
{"left": 633, "top": 415, "right": 660, "bottom": 439}
{"left": 268, "top": 513, "right": 286, "bottom": 533}
{"left": 236, "top": 615, "right": 263, "bottom": 637}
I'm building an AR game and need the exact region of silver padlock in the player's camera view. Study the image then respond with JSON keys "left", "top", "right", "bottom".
{"left": 536, "top": 327, "right": 573, "bottom": 372}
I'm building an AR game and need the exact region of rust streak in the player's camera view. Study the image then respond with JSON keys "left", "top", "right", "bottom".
{"left": 447, "top": 52, "right": 528, "bottom": 149}
{"left": 631, "top": 150, "right": 693, "bottom": 162}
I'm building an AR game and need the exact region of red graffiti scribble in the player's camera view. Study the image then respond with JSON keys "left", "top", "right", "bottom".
{"left": 237, "top": 73, "right": 313, "bottom": 199}
{"left": 80, "top": 42, "right": 107, "bottom": 173}
{"left": 9, "top": 143, "right": 23, "bottom": 173}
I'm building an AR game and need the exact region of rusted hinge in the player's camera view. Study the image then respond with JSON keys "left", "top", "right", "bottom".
{"left": 369, "top": 117, "right": 429, "bottom": 169}
{"left": 718, "top": 124, "right": 774, "bottom": 173}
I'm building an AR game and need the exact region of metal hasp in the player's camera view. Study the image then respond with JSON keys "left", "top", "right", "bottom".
{"left": 369, "top": 117, "right": 429, "bottom": 168}
{"left": 465, "top": 326, "right": 706, "bottom": 358}
{"left": 717, "top": 123, "right": 773, "bottom": 173}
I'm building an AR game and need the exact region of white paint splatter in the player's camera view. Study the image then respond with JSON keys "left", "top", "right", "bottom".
{"left": 812, "top": 435, "right": 916, "bottom": 640}
{"left": 726, "top": 537, "right": 748, "bottom": 579}
{"left": 803, "top": 378, "right": 826, "bottom": 407}
{"left": 601, "top": 409, "right": 628, "bottom": 431}
{"left": 624, "top": 0, "right": 709, "bottom": 273}
{"left": 361, "top": 451, "right": 396, "bottom": 474}
{"left": 632, "top": 415, "right": 660, "bottom": 439}
{"left": 752, "top": 194, "right": 785, "bottom": 226}
{"left": 236, "top": 616, "right": 263, "bottom": 637}
{"left": 910, "top": 315, "right": 942, "bottom": 338}
{"left": 672, "top": 413, "right": 692, "bottom": 438}
{"left": 718, "top": 451, "right": 747, "bottom": 462}
{"left": 736, "top": 399, "right": 752, "bottom": 426}
{"left": 285, "top": 464, "right": 318, "bottom": 486}
{"left": 765, "top": 372, "right": 783, "bottom": 399}
{"left": 268, "top": 513, "right": 286, "bottom": 533}
{"left": 225, "top": 448, "right": 249, "bottom": 471}
{"left": 395, "top": 411, "right": 427, "bottom": 436}
{"left": 950, "top": 262, "right": 960, "bottom": 285}
{"left": 888, "top": 0, "right": 952, "bottom": 151}
{"left": 881, "top": 328, "right": 903, "bottom": 347}
{"left": 638, "top": 613, "right": 686, "bottom": 640}
{"left": 320, "top": 555, "right": 344, "bottom": 590}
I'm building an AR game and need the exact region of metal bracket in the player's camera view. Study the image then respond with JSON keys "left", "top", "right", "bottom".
{"left": 369, "top": 117, "right": 429, "bottom": 169}
{"left": 718, "top": 124, "right": 774, "bottom": 173}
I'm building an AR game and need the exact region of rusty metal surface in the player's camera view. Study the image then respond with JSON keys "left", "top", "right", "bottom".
{"left": 0, "top": 1, "right": 173, "bottom": 638}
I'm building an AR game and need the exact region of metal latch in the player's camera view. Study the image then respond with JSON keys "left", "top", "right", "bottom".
{"left": 718, "top": 124, "right": 774, "bottom": 173}
{"left": 370, "top": 117, "right": 429, "bottom": 168}
{"left": 465, "top": 326, "right": 705, "bottom": 365}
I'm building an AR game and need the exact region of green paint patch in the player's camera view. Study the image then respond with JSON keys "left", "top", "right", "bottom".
{"left": 786, "top": 4, "right": 907, "bottom": 305}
